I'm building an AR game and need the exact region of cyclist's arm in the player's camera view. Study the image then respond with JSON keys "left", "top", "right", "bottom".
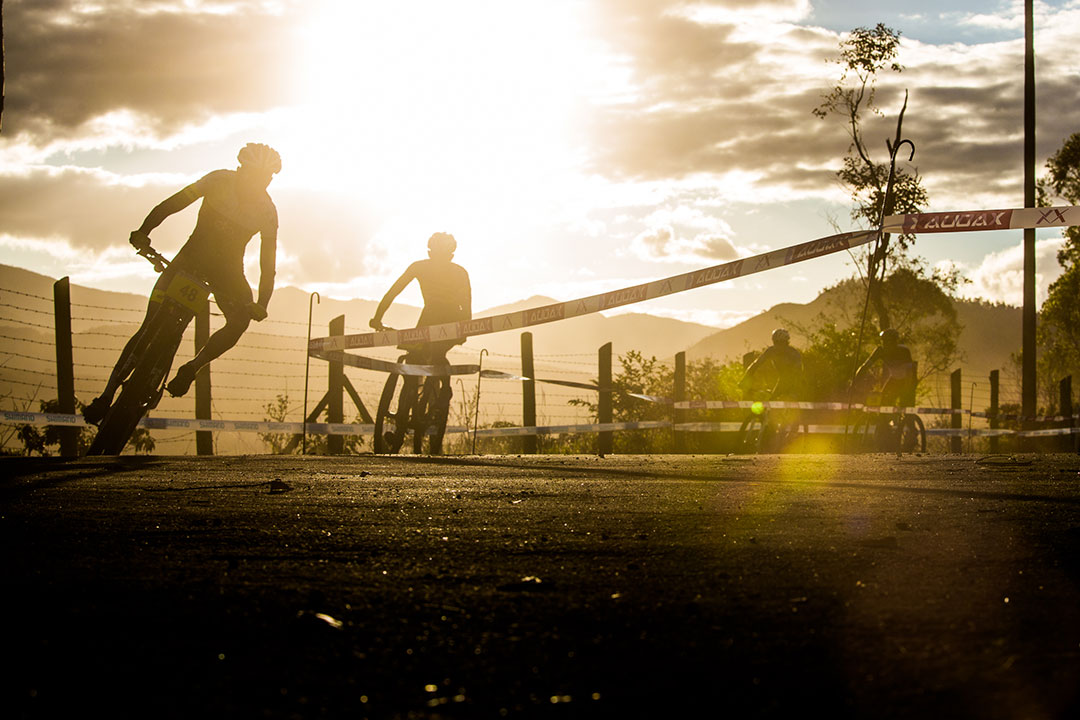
{"left": 855, "top": 346, "right": 881, "bottom": 378}
{"left": 371, "top": 263, "right": 419, "bottom": 327}
{"left": 463, "top": 269, "right": 473, "bottom": 321}
{"left": 132, "top": 183, "right": 203, "bottom": 244}
{"left": 255, "top": 225, "right": 277, "bottom": 312}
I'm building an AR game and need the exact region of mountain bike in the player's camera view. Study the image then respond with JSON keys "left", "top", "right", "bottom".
{"left": 86, "top": 247, "right": 236, "bottom": 455}
{"left": 373, "top": 334, "right": 453, "bottom": 455}
{"left": 848, "top": 388, "right": 926, "bottom": 455}
{"left": 737, "top": 390, "right": 804, "bottom": 454}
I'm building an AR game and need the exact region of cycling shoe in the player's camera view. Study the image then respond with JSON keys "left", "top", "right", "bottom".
{"left": 165, "top": 365, "right": 197, "bottom": 398}
{"left": 82, "top": 396, "right": 111, "bottom": 425}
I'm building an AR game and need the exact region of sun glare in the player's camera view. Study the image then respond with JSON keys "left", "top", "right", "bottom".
{"left": 292, "top": 2, "right": 594, "bottom": 198}
{"left": 275, "top": 0, "right": 617, "bottom": 300}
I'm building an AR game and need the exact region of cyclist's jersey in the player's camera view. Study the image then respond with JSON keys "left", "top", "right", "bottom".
{"left": 747, "top": 344, "right": 804, "bottom": 398}
{"left": 865, "top": 344, "right": 915, "bottom": 383}
{"left": 171, "top": 169, "right": 278, "bottom": 278}
{"left": 409, "top": 259, "right": 471, "bottom": 327}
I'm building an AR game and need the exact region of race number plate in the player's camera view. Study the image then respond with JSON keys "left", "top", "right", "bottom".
{"left": 151, "top": 272, "right": 209, "bottom": 313}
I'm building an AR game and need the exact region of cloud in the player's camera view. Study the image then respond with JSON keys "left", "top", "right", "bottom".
{"left": 941, "top": 236, "right": 1066, "bottom": 307}
{"left": 3, "top": 0, "right": 299, "bottom": 143}
{"left": 631, "top": 224, "right": 742, "bottom": 263}
{"left": 578, "top": 0, "right": 1080, "bottom": 212}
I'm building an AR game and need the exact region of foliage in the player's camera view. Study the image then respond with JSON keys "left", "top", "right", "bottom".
{"left": 787, "top": 270, "right": 961, "bottom": 399}
{"left": 814, "top": 23, "right": 931, "bottom": 332}
{"left": 567, "top": 350, "right": 746, "bottom": 453}
{"left": 15, "top": 398, "right": 155, "bottom": 456}
{"left": 1035, "top": 132, "right": 1080, "bottom": 407}
{"left": 259, "top": 392, "right": 366, "bottom": 455}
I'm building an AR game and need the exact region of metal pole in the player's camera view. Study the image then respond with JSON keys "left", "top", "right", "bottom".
{"left": 472, "top": 349, "right": 487, "bottom": 455}
{"left": 303, "top": 291, "right": 319, "bottom": 455}
{"left": 195, "top": 301, "right": 213, "bottom": 456}
{"left": 521, "top": 332, "right": 537, "bottom": 454}
{"left": 1021, "top": 0, "right": 1037, "bottom": 441}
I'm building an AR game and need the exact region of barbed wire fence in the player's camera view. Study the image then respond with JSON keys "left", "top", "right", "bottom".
{"left": 2, "top": 280, "right": 1075, "bottom": 457}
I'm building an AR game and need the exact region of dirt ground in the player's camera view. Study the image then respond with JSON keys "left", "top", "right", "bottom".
{"left": 2, "top": 452, "right": 1079, "bottom": 719}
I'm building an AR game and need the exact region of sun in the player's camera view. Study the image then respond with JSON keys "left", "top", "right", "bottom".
{"left": 288, "top": 1, "right": 596, "bottom": 200}
{"left": 273, "top": 0, "right": 614, "bottom": 299}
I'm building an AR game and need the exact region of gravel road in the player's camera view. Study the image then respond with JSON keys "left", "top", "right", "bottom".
{"left": 2, "top": 453, "right": 1079, "bottom": 719}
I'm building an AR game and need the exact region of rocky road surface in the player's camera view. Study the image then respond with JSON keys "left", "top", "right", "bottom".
{"left": 2, "top": 453, "right": 1079, "bottom": 719}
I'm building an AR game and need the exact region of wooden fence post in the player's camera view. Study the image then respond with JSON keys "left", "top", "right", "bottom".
{"left": 674, "top": 351, "right": 686, "bottom": 453}
{"left": 989, "top": 370, "right": 999, "bottom": 454}
{"left": 327, "top": 315, "right": 345, "bottom": 455}
{"left": 194, "top": 302, "right": 213, "bottom": 456}
{"left": 951, "top": 369, "right": 962, "bottom": 453}
{"left": 598, "top": 342, "right": 613, "bottom": 455}
{"left": 52, "top": 278, "right": 77, "bottom": 458}
{"left": 521, "top": 332, "right": 537, "bottom": 454}
{"left": 1059, "top": 375, "right": 1073, "bottom": 453}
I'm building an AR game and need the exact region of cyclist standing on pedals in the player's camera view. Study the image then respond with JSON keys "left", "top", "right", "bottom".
{"left": 739, "top": 328, "right": 805, "bottom": 450}
{"left": 368, "top": 232, "right": 472, "bottom": 360}
{"left": 856, "top": 328, "right": 917, "bottom": 410}
{"left": 83, "top": 143, "right": 281, "bottom": 425}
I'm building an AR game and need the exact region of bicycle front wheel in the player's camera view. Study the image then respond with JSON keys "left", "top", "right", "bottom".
{"left": 375, "top": 371, "right": 407, "bottom": 454}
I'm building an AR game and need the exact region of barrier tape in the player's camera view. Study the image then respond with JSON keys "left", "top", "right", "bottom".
{"left": 881, "top": 205, "right": 1080, "bottom": 235}
{"left": 309, "top": 228, "right": 879, "bottom": 354}
{"left": 0, "top": 411, "right": 465, "bottom": 436}
{"left": 309, "top": 205, "right": 1078, "bottom": 355}
{"left": 5, "top": 411, "right": 1076, "bottom": 440}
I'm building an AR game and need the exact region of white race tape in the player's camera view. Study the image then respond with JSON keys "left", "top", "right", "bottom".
{"left": 309, "top": 206, "right": 1078, "bottom": 354}
{"left": 0, "top": 411, "right": 464, "bottom": 437}
{"left": 882, "top": 205, "right": 1080, "bottom": 235}
{"left": 310, "top": 228, "right": 880, "bottom": 353}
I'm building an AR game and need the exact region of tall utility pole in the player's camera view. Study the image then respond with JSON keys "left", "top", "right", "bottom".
{"left": 1021, "top": 0, "right": 1036, "bottom": 430}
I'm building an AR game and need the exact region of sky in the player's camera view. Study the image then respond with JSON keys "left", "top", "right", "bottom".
{"left": 1, "top": 0, "right": 1078, "bottom": 330}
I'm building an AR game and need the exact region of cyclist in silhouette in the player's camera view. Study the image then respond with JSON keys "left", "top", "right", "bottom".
{"left": 856, "top": 328, "right": 916, "bottom": 409}
{"left": 84, "top": 143, "right": 281, "bottom": 425}
{"left": 740, "top": 328, "right": 804, "bottom": 400}
{"left": 369, "top": 232, "right": 472, "bottom": 359}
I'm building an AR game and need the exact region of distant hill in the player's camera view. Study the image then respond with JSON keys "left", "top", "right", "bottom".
{"left": 685, "top": 282, "right": 1023, "bottom": 403}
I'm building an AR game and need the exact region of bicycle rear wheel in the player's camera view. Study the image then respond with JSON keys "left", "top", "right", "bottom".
{"left": 87, "top": 340, "right": 175, "bottom": 455}
{"left": 412, "top": 377, "right": 452, "bottom": 455}
{"left": 900, "top": 414, "right": 926, "bottom": 453}
{"left": 738, "top": 415, "right": 764, "bottom": 454}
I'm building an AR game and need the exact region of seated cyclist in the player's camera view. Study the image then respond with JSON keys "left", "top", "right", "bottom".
{"left": 739, "top": 328, "right": 805, "bottom": 401}
{"left": 83, "top": 143, "right": 280, "bottom": 425}
{"left": 369, "top": 232, "right": 472, "bottom": 361}
{"left": 856, "top": 328, "right": 917, "bottom": 409}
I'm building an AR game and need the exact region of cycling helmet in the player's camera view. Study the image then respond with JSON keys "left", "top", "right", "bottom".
{"left": 428, "top": 232, "right": 457, "bottom": 254}
{"left": 771, "top": 328, "right": 790, "bottom": 345}
{"left": 237, "top": 143, "right": 282, "bottom": 174}
{"left": 880, "top": 328, "right": 899, "bottom": 346}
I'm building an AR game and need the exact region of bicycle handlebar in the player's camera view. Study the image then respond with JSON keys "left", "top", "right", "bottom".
{"left": 132, "top": 236, "right": 266, "bottom": 322}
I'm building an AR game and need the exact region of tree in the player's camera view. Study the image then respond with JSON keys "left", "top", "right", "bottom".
{"left": 814, "top": 24, "right": 930, "bottom": 332}
{"left": 568, "top": 350, "right": 746, "bottom": 453}
{"left": 1035, "top": 132, "right": 1080, "bottom": 406}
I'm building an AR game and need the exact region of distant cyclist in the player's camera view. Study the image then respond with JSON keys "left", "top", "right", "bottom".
{"left": 856, "top": 328, "right": 917, "bottom": 408}
{"left": 84, "top": 143, "right": 281, "bottom": 424}
{"left": 740, "top": 328, "right": 805, "bottom": 401}
{"left": 369, "top": 232, "right": 472, "bottom": 359}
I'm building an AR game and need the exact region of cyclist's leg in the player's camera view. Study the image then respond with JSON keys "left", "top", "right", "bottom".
{"left": 166, "top": 280, "right": 250, "bottom": 397}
